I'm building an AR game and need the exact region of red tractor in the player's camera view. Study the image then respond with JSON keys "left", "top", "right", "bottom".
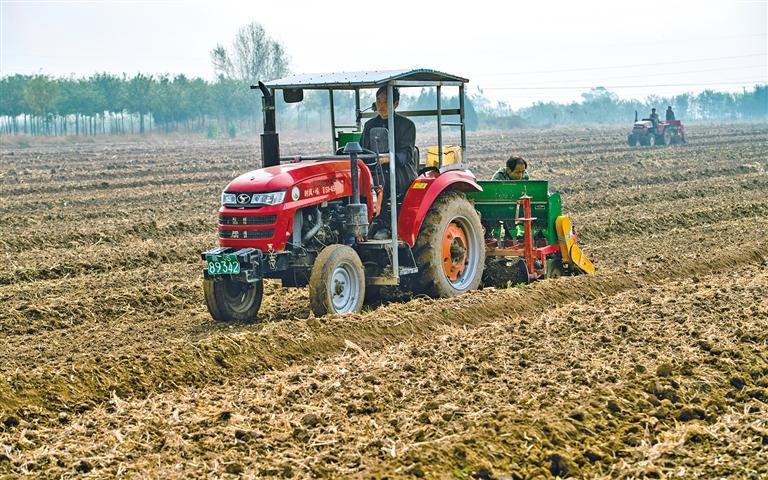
{"left": 202, "top": 70, "right": 488, "bottom": 319}
{"left": 627, "top": 111, "right": 686, "bottom": 146}
{"left": 201, "top": 69, "right": 594, "bottom": 321}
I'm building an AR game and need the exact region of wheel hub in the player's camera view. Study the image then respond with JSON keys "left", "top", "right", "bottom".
{"left": 330, "top": 263, "right": 358, "bottom": 312}
{"left": 442, "top": 223, "right": 468, "bottom": 282}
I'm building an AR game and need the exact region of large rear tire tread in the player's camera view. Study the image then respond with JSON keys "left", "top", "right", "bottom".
{"left": 203, "top": 278, "right": 263, "bottom": 322}
{"left": 412, "top": 191, "right": 485, "bottom": 298}
{"left": 309, "top": 244, "right": 365, "bottom": 316}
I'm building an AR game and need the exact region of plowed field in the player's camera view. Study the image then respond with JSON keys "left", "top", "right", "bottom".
{"left": 1, "top": 124, "right": 767, "bottom": 479}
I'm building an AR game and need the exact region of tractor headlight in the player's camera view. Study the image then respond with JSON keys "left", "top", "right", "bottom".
{"left": 221, "top": 193, "right": 237, "bottom": 205}
{"left": 250, "top": 191, "right": 286, "bottom": 205}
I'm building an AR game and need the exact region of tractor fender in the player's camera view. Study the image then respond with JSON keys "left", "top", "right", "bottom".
{"left": 397, "top": 169, "right": 482, "bottom": 247}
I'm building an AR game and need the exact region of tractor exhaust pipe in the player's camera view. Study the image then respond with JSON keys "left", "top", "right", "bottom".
{"left": 634, "top": 110, "right": 638, "bottom": 122}
{"left": 343, "top": 142, "right": 369, "bottom": 239}
{"left": 252, "top": 81, "right": 280, "bottom": 168}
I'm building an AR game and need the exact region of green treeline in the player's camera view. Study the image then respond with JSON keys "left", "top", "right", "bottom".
{"left": 0, "top": 74, "right": 254, "bottom": 136}
{"left": 0, "top": 73, "right": 479, "bottom": 137}
{"left": 1, "top": 74, "right": 765, "bottom": 137}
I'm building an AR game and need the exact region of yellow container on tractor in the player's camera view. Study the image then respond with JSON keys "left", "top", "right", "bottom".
{"left": 426, "top": 145, "right": 462, "bottom": 168}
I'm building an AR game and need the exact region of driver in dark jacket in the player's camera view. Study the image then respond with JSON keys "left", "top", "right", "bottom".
{"left": 649, "top": 108, "right": 659, "bottom": 128}
{"left": 360, "top": 86, "right": 416, "bottom": 199}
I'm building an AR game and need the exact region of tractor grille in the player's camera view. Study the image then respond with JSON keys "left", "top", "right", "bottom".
{"left": 219, "top": 215, "right": 277, "bottom": 226}
{"left": 219, "top": 229, "right": 274, "bottom": 240}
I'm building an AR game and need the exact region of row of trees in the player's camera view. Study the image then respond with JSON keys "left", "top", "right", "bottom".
{"left": 2, "top": 74, "right": 765, "bottom": 136}
{"left": 0, "top": 73, "right": 257, "bottom": 136}
{"left": 0, "top": 73, "right": 485, "bottom": 136}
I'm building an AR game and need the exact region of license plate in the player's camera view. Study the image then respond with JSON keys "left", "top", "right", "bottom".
{"left": 206, "top": 253, "right": 241, "bottom": 275}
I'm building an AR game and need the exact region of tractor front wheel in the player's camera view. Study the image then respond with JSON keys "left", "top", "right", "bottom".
{"left": 412, "top": 192, "right": 485, "bottom": 297}
{"left": 203, "top": 278, "right": 263, "bottom": 322}
{"left": 309, "top": 244, "right": 365, "bottom": 316}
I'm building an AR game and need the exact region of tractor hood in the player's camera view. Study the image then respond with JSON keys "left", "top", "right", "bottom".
{"left": 634, "top": 120, "right": 652, "bottom": 128}
{"left": 225, "top": 159, "right": 351, "bottom": 193}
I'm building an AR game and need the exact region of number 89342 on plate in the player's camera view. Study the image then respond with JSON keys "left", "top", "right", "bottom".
{"left": 206, "top": 253, "right": 241, "bottom": 275}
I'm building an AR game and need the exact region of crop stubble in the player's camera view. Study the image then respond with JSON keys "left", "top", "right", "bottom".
{"left": 0, "top": 125, "right": 766, "bottom": 478}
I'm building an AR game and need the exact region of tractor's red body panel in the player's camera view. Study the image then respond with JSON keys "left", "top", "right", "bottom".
{"left": 218, "top": 159, "right": 374, "bottom": 251}
{"left": 397, "top": 169, "right": 482, "bottom": 247}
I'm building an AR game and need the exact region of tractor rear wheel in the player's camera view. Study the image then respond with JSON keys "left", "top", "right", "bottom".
{"left": 412, "top": 192, "right": 485, "bottom": 297}
{"left": 647, "top": 134, "right": 656, "bottom": 146}
{"left": 662, "top": 130, "right": 672, "bottom": 146}
{"left": 203, "top": 278, "right": 263, "bottom": 322}
{"left": 309, "top": 244, "right": 365, "bottom": 316}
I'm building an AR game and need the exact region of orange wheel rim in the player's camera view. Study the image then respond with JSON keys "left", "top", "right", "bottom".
{"left": 442, "top": 223, "right": 468, "bottom": 282}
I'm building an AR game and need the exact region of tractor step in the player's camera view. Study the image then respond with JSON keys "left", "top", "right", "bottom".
{"left": 367, "top": 276, "right": 399, "bottom": 286}
{"left": 367, "top": 266, "right": 419, "bottom": 286}
{"left": 357, "top": 239, "right": 406, "bottom": 248}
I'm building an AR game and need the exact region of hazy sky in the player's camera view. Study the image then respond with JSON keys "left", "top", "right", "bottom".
{"left": 1, "top": 0, "right": 766, "bottom": 108}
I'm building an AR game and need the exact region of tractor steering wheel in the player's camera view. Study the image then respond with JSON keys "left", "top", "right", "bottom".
{"left": 335, "top": 146, "right": 385, "bottom": 187}
{"left": 336, "top": 146, "right": 381, "bottom": 166}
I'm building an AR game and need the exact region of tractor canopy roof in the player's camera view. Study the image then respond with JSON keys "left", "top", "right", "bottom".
{"left": 263, "top": 69, "right": 468, "bottom": 90}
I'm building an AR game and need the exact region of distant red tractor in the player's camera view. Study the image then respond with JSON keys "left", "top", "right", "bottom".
{"left": 627, "top": 112, "right": 686, "bottom": 147}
